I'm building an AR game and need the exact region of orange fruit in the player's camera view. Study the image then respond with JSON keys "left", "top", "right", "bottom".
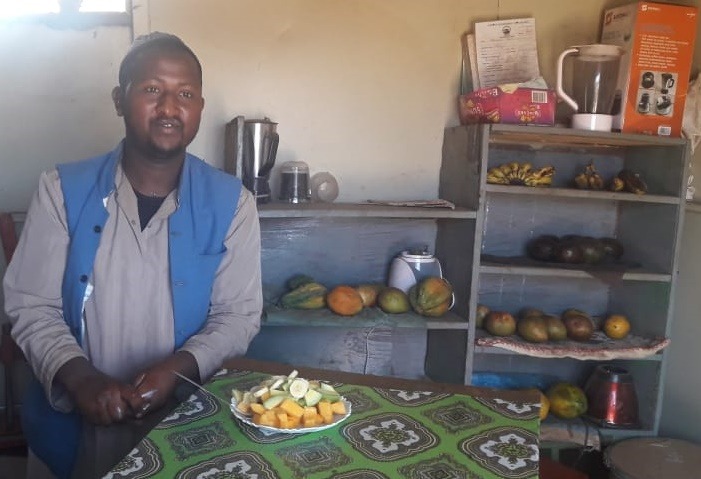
{"left": 546, "top": 383, "right": 588, "bottom": 419}
{"left": 326, "top": 286, "right": 364, "bottom": 316}
{"left": 603, "top": 314, "right": 631, "bottom": 339}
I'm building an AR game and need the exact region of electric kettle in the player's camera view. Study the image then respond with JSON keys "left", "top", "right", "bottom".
{"left": 224, "top": 116, "right": 279, "bottom": 204}
{"left": 584, "top": 364, "right": 639, "bottom": 428}
{"left": 388, "top": 248, "right": 444, "bottom": 293}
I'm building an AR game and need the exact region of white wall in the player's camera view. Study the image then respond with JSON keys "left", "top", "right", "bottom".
{"left": 138, "top": 0, "right": 618, "bottom": 202}
{"left": 0, "top": 24, "right": 131, "bottom": 211}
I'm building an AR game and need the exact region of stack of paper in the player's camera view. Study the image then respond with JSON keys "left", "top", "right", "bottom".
{"left": 461, "top": 18, "right": 541, "bottom": 93}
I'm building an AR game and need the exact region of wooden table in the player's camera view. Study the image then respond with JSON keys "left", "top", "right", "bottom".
{"left": 103, "top": 358, "right": 541, "bottom": 479}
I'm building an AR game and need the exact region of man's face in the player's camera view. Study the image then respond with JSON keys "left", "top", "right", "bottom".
{"left": 114, "top": 48, "right": 204, "bottom": 162}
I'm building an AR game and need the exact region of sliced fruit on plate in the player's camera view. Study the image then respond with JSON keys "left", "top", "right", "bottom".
{"left": 230, "top": 370, "right": 349, "bottom": 430}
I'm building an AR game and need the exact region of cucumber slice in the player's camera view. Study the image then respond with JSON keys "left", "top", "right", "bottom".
{"left": 270, "top": 378, "right": 284, "bottom": 390}
{"left": 321, "top": 392, "right": 341, "bottom": 403}
{"left": 289, "top": 378, "right": 309, "bottom": 399}
{"left": 262, "top": 394, "right": 286, "bottom": 410}
{"left": 320, "top": 383, "right": 337, "bottom": 394}
{"left": 304, "top": 389, "right": 323, "bottom": 407}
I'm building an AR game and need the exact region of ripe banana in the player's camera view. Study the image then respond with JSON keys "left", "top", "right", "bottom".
{"left": 487, "top": 162, "right": 554, "bottom": 187}
{"left": 574, "top": 173, "right": 590, "bottom": 189}
{"left": 524, "top": 166, "right": 555, "bottom": 187}
{"left": 609, "top": 177, "right": 625, "bottom": 192}
{"left": 487, "top": 167, "right": 509, "bottom": 184}
{"left": 517, "top": 162, "right": 532, "bottom": 180}
{"left": 574, "top": 163, "right": 604, "bottom": 190}
{"left": 498, "top": 163, "right": 513, "bottom": 175}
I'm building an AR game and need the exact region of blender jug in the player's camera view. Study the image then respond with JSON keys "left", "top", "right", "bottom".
{"left": 556, "top": 44, "right": 623, "bottom": 131}
{"left": 224, "top": 116, "right": 279, "bottom": 204}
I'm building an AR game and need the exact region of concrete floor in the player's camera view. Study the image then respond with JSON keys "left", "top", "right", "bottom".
{"left": 0, "top": 454, "right": 26, "bottom": 479}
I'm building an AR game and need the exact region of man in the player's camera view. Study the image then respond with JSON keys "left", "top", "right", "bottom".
{"left": 3, "top": 33, "right": 262, "bottom": 478}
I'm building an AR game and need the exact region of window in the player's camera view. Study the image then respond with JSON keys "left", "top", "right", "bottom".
{"left": 0, "top": 0, "right": 131, "bottom": 26}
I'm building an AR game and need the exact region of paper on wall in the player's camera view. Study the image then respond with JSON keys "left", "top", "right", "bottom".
{"left": 474, "top": 18, "right": 540, "bottom": 89}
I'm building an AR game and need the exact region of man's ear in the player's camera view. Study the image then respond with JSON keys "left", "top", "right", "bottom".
{"left": 112, "top": 86, "right": 124, "bottom": 117}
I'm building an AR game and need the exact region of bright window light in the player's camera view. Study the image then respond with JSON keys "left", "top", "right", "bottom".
{"left": 0, "top": 0, "right": 127, "bottom": 18}
{"left": 0, "top": 1, "right": 59, "bottom": 17}
{"left": 80, "top": 0, "right": 126, "bottom": 12}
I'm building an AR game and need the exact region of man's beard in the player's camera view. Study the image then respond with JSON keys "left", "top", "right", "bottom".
{"left": 146, "top": 140, "right": 186, "bottom": 162}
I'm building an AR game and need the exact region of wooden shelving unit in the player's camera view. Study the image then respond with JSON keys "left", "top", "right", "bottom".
{"left": 249, "top": 124, "right": 688, "bottom": 444}
{"left": 431, "top": 124, "right": 689, "bottom": 442}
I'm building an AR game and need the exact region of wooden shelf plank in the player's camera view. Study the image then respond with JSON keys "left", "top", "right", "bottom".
{"left": 473, "top": 330, "right": 666, "bottom": 362}
{"left": 480, "top": 255, "right": 672, "bottom": 282}
{"left": 480, "top": 263, "right": 672, "bottom": 283}
{"left": 540, "top": 418, "right": 655, "bottom": 448}
{"left": 257, "top": 202, "right": 477, "bottom": 219}
{"left": 488, "top": 124, "right": 687, "bottom": 149}
{"left": 262, "top": 306, "right": 468, "bottom": 330}
{"left": 484, "top": 184, "right": 680, "bottom": 205}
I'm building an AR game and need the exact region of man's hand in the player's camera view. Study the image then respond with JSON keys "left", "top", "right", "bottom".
{"left": 56, "top": 357, "right": 143, "bottom": 426}
{"left": 132, "top": 351, "right": 199, "bottom": 418}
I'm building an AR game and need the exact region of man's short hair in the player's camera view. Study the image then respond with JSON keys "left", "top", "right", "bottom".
{"left": 118, "top": 32, "right": 202, "bottom": 93}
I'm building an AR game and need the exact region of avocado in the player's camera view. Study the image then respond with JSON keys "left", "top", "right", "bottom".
{"left": 517, "top": 316, "right": 549, "bottom": 343}
{"left": 526, "top": 235, "right": 559, "bottom": 262}
{"left": 600, "top": 237, "right": 624, "bottom": 261}
{"left": 555, "top": 241, "right": 584, "bottom": 264}
{"left": 579, "top": 238, "right": 605, "bottom": 264}
{"left": 543, "top": 314, "right": 567, "bottom": 341}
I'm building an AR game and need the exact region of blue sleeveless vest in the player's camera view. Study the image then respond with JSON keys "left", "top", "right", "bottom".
{"left": 23, "top": 143, "right": 241, "bottom": 478}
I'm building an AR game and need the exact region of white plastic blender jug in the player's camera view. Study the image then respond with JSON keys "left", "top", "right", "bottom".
{"left": 556, "top": 44, "right": 623, "bottom": 131}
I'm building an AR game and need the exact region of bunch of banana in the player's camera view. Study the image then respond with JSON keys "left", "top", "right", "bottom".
{"left": 487, "top": 162, "right": 555, "bottom": 187}
{"left": 524, "top": 166, "right": 555, "bottom": 187}
{"left": 573, "top": 163, "right": 605, "bottom": 190}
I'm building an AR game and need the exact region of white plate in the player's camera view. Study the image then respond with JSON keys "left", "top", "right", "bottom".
{"left": 230, "top": 397, "right": 352, "bottom": 435}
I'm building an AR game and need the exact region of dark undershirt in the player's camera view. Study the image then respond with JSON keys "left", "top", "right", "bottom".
{"left": 134, "top": 190, "right": 167, "bottom": 230}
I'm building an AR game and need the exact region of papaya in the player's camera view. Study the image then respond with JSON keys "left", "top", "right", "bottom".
{"left": 422, "top": 300, "right": 450, "bottom": 317}
{"left": 286, "top": 274, "right": 316, "bottom": 290}
{"left": 280, "top": 282, "right": 327, "bottom": 309}
{"left": 326, "top": 286, "right": 364, "bottom": 316}
{"left": 408, "top": 285, "right": 423, "bottom": 314}
{"left": 409, "top": 285, "right": 449, "bottom": 317}
{"left": 546, "top": 383, "right": 588, "bottom": 419}
{"left": 415, "top": 277, "right": 453, "bottom": 311}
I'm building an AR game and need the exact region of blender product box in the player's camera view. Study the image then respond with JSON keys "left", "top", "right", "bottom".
{"left": 601, "top": 1, "right": 698, "bottom": 136}
{"left": 458, "top": 85, "right": 556, "bottom": 126}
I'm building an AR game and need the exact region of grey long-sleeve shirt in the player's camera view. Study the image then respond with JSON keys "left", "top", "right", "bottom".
{"left": 4, "top": 162, "right": 262, "bottom": 412}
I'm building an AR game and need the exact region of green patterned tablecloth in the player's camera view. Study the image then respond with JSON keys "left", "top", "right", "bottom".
{"left": 104, "top": 369, "right": 540, "bottom": 479}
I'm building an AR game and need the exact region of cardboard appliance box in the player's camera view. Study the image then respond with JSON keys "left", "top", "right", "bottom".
{"left": 601, "top": 1, "right": 698, "bottom": 136}
{"left": 458, "top": 86, "right": 556, "bottom": 126}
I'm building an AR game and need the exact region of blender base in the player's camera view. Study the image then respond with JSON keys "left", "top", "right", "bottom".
{"left": 572, "top": 113, "right": 613, "bottom": 131}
